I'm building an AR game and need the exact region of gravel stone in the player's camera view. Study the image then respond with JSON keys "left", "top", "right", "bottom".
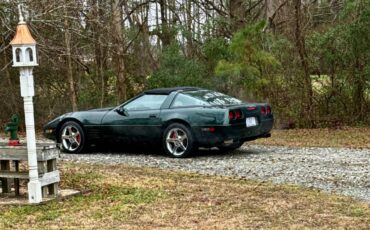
{"left": 59, "top": 144, "right": 370, "bottom": 203}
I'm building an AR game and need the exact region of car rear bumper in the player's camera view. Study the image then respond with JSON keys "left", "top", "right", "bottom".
{"left": 193, "top": 117, "right": 273, "bottom": 147}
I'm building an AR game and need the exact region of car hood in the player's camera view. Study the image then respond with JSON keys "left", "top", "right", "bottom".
{"left": 45, "top": 107, "right": 115, "bottom": 128}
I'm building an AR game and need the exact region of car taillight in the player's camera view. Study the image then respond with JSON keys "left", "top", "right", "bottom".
{"left": 261, "top": 107, "right": 266, "bottom": 115}
{"left": 229, "top": 111, "right": 235, "bottom": 120}
{"left": 266, "top": 106, "right": 271, "bottom": 114}
{"left": 235, "top": 110, "right": 242, "bottom": 119}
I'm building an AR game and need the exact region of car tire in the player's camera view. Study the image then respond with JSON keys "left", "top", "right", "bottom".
{"left": 218, "top": 141, "right": 244, "bottom": 152}
{"left": 163, "top": 123, "right": 194, "bottom": 158}
{"left": 59, "top": 121, "right": 86, "bottom": 153}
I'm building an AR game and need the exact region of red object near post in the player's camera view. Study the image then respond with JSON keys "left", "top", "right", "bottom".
{"left": 8, "top": 139, "right": 21, "bottom": 146}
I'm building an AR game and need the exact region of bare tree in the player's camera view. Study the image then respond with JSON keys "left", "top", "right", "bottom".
{"left": 63, "top": 1, "right": 78, "bottom": 111}
{"left": 293, "top": 0, "right": 314, "bottom": 126}
{"left": 112, "top": 0, "right": 126, "bottom": 103}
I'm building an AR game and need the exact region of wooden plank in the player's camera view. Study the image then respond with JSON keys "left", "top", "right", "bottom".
{"left": 0, "top": 160, "right": 11, "bottom": 193}
{"left": 42, "top": 185, "right": 48, "bottom": 197}
{"left": 0, "top": 144, "right": 60, "bottom": 196}
{"left": 0, "top": 142, "right": 57, "bottom": 149}
{"left": 38, "top": 148, "right": 60, "bottom": 161}
{"left": 14, "top": 161, "right": 20, "bottom": 196}
{"left": 39, "top": 170, "right": 60, "bottom": 187}
{"left": 0, "top": 171, "right": 29, "bottom": 179}
{"left": 0, "top": 171, "right": 60, "bottom": 181}
{"left": 0, "top": 146, "right": 59, "bottom": 161}
{"left": 0, "top": 150, "right": 29, "bottom": 161}
{"left": 38, "top": 161, "right": 46, "bottom": 175}
{"left": 47, "top": 159, "right": 58, "bottom": 195}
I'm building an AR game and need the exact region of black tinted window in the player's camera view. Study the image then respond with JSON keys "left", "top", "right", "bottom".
{"left": 172, "top": 94, "right": 209, "bottom": 107}
{"left": 124, "top": 94, "right": 167, "bottom": 111}
{"left": 182, "top": 90, "right": 243, "bottom": 106}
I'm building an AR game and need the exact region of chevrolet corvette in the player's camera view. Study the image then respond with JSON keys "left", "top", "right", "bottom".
{"left": 44, "top": 87, "right": 273, "bottom": 157}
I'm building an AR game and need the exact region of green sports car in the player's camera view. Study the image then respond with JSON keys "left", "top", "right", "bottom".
{"left": 44, "top": 87, "right": 273, "bottom": 157}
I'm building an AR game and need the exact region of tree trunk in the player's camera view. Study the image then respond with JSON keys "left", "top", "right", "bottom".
{"left": 353, "top": 58, "right": 365, "bottom": 120}
{"left": 159, "top": 0, "right": 172, "bottom": 46}
{"left": 63, "top": 2, "right": 78, "bottom": 111}
{"left": 293, "top": 0, "right": 314, "bottom": 127}
{"left": 263, "top": 0, "right": 288, "bottom": 32}
{"left": 229, "top": 0, "right": 245, "bottom": 32}
{"left": 112, "top": 0, "right": 126, "bottom": 103}
{"left": 265, "top": 0, "right": 274, "bottom": 25}
{"left": 92, "top": 0, "right": 108, "bottom": 107}
{"left": 186, "top": 0, "right": 193, "bottom": 58}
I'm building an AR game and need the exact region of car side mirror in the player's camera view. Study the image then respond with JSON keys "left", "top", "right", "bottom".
{"left": 115, "top": 107, "right": 128, "bottom": 116}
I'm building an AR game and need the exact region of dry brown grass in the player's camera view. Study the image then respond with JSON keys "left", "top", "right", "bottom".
{"left": 1, "top": 163, "right": 370, "bottom": 229}
{"left": 252, "top": 127, "right": 370, "bottom": 149}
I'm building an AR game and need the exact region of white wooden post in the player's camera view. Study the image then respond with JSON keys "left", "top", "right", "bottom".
{"left": 21, "top": 69, "right": 42, "bottom": 203}
{"left": 10, "top": 5, "right": 42, "bottom": 203}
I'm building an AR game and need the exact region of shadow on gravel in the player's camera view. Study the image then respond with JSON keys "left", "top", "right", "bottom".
{"left": 77, "top": 143, "right": 260, "bottom": 158}
{"left": 191, "top": 148, "right": 258, "bottom": 158}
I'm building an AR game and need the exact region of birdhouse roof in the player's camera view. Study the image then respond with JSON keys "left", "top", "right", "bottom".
{"left": 10, "top": 22, "right": 36, "bottom": 45}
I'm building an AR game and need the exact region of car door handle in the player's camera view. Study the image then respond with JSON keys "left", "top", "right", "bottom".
{"left": 149, "top": 114, "right": 157, "bottom": 118}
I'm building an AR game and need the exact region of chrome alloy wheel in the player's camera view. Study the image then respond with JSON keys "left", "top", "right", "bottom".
{"left": 165, "top": 128, "right": 188, "bottom": 157}
{"left": 61, "top": 125, "right": 81, "bottom": 152}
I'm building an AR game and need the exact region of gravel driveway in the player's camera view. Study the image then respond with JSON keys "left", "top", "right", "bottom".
{"left": 61, "top": 144, "right": 370, "bottom": 203}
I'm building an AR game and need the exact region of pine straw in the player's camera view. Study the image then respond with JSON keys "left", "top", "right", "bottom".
{"left": 1, "top": 163, "right": 369, "bottom": 229}
{"left": 252, "top": 127, "right": 370, "bottom": 149}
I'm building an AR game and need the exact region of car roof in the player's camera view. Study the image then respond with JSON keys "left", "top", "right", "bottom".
{"left": 144, "top": 87, "right": 202, "bottom": 95}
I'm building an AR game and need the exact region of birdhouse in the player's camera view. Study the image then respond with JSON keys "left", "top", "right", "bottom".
{"left": 10, "top": 21, "right": 38, "bottom": 67}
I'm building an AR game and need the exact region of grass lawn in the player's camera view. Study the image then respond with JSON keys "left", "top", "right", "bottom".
{"left": 0, "top": 163, "right": 369, "bottom": 229}
{"left": 252, "top": 127, "right": 370, "bottom": 149}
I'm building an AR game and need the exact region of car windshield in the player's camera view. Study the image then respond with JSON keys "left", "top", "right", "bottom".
{"left": 182, "top": 90, "right": 243, "bottom": 106}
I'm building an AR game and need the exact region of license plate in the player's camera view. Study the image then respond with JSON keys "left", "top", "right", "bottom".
{"left": 246, "top": 117, "right": 258, "bottom": 127}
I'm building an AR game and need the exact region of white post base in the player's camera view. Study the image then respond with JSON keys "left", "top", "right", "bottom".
{"left": 27, "top": 180, "right": 42, "bottom": 203}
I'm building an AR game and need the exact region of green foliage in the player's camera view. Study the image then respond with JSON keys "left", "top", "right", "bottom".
{"left": 215, "top": 21, "right": 281, "bottom": 97}
{"left": 78, "top": 69, "right": 116, "bottom": 109}
{"left": 202, "top": 38, "right": 230, "bottom": 70}
{"left": 1, "top": 0, "right": 369, "bottom": 128}
{"left": 306, "top": 0, "right": 370, "bottom": 124}
{"left": 147, "top": 43, "right": 209, "bottom": 88}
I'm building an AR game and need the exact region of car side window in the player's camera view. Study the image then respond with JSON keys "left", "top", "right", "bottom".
{"left": 171, "top": 93, "right": 209, "bottom": 108}
{"left": 124, "top": 94, "right": 167, "bottom": 111}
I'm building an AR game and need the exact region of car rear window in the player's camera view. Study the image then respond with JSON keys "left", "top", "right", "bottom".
{"left": 181, "top": 90, "right": 243, "bottom": 106}
{"left": 172, "top": 93, "right": 209, "bottom": 107}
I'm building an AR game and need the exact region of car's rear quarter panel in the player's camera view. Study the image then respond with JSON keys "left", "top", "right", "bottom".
{"left": 160, "top": 107, "right": 227, "bottom": 126}
{"left": 160, "top": 107, "right": 228, "bottom": 146}
{"left": 160, "top": 104, "right": 273, "bottom": 147}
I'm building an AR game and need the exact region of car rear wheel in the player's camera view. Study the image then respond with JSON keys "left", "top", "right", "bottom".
{"left": 163, "top": 123, "right": 194, "bottom": 158}
{"left": 59, "top": 121, "right": 85, "bottom": 153}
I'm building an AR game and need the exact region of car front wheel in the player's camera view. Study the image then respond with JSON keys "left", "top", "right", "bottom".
{"left": 163, "top": 123, "right": 194, "bottom": 158}
{"left": 59, "top": 121, "right": 85, "bottom": 153}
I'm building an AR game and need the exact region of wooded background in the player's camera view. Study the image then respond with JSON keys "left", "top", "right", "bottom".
{"left": 0, "top": 0, "right": 369, "bottom": 129}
